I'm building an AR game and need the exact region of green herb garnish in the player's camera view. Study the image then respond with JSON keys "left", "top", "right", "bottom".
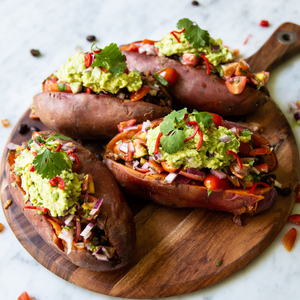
{"left": 240, "top": 129, "right": 253, "bottom": 139}
{"left": 33, "top": 148, "right": 68, "bottom": 179}
{"left": 46, "top": 133, "right": 72, "bottom": 142}
{"left": 207, "top": 189, "right": 213, "bottom": 196}
{"left": 177, "top": 18, "right": 210, "bottom": 48}
{"left": 91, "top": 43, "right": 127, "bottom": 75}
{"left": 191, "top": 110, "right": 213, "bottom": 127}
{"left": 154, "top": 73, "right": 169, "bottom": 86}
{"left": 216, "top": 260, "right": 223, "bottom": 267}
{"left": 57, "top": 83, "right": 66, "bottom": 92}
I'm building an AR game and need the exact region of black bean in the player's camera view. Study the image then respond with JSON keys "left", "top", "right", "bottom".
{"left": 30, "top": 49, "right": 40, "bottom": 57}
{"left": 254, "top": 156, "right": 264, "bottom": 165}
{"left": 30, "top": 126, "right": 40, "bottom": 132}
{"left": 87, "top": 35, "right": 96, "bottom": 42}
{"left": 268, "top": 174, "right": 277, "bottom": 180}
{"left": 263, "top": 176, "right": 273, "bottom": 185}
{"left": 18, "top": 124, "right": 29, "bottom": 134}
{"left": 281, "top": 187, "right": 292, "bottom": 196}
{"left": 191, "top": 0, "right": 200, "bottom": 5}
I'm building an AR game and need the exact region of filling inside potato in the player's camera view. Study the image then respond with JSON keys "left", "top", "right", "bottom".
{"left": 8, "top": 132, "right": 120, "bottom": 264}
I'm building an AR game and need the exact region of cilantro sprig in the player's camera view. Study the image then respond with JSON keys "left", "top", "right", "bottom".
{"left": 177, "top": 18, "right": 210, "bottom": 48}
{"left": 91, "top": 43, "right": 127, "bottom": 75}
{"left": 33, "top": 148, "right": 67, "bottom": 179}
{"left": 239, "top": 129, "right": 253, "bottom": 138}
{"left": 46, "top": 133, "right": 72, "bottom": 142}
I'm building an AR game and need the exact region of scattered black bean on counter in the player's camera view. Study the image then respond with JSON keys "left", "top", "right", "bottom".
{"left": 30, "top": 49, "right": 41, "bottom": 57}
{"left": 30, "top": 126, "right": 40, "bottom": 132}
{"left": 281, "top": 187, "right": 292, "bottom": 196}
{"left": 192, "top": 0, "right": 200, "bottom": 5}
{"left": 87, "top": 35, "right": 96, "bottom": 42}
{"left": 18, "top": 124, "right": 29, "bottom": 134}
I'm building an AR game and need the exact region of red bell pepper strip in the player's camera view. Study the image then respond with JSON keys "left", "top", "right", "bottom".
{"left": 71, "top": 153, "right": 80, "bottom": 172}
{"left": 155, "top": 132, "right": 163, "bottom": 155}
{"left": 29, "top": 165, "right": 35, "bottom": 172}
{"left": 55, "top": 144, "right": 62, "bottom": 152}
{"left": 248, "top": 182, "right": 269, "bottom": 194}
{"left": 24, "top": 206, "right": 48, "bottom": 213}
{"left": 226, "top": 150, "right": 243, "bottom": 169}
{"left": 200, "top": 54, "right": 210, "bottom": 75}
{"left": 48, "top": 176, "right": 65, "bottom": 190}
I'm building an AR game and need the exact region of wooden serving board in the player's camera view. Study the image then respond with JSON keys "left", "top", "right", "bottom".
{"left": 1, "top": 23, "right": 300, "bottom": 298}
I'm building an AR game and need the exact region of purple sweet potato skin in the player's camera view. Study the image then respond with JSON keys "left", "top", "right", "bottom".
{"left": 7, "top": 131, "right": 136, "bottom": 271}
{"left": 33, "top": 92, "right": 172, "bottom": 140}
{"left": 123, "top": 51, "right": 270, "bottom": 116}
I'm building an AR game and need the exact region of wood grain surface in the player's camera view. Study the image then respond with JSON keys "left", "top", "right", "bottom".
{"left": 1, "top": 22, "right": 300, "bottom": 298}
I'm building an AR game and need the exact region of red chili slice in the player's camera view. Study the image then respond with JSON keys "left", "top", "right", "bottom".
{"left": 249, "top": 147, "right": 272, "bottom": 156}
{"left": 226, "top": 150, "right": 243, "bottom": 170}
{"left": 155, "top": 132, "right": 163, "bottom": 155}
{"left": 200, "top": 54, "right": 210, "bottom": 75}
{"left": 248, "top": 182, "right": 269, "bottom": 194}
{"left": 170, "top": 31, "right": 181, "bottom": 43}
{"left": 54, "top": 144, "right": 62, "bottom": 152}
{"left": 197, "top": 128, "right": 203, "bottom": 151}
{"left": 24, "top": 206, "right": 48, "bottom": 213}
{"left": 184, "top": 123, "right": 199, "bottom": 142}
{"left": 71, "top": 153, "right": 80, "bottom": 172}
{"left": 84, "top": 53, "right": 92, "bottom": 68}
{"left": 29, "top": 165, "right": 35, "bottom": 172}
{"left": 48, "top": 176, "right": 65, "bottom": 190}
{"left": 100, "top": 66, "right": 108, "bottom": 73}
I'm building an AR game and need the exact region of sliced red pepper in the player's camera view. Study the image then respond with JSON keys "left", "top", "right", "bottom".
{"left": 71, "top": 153, "right": 80, "bottom": 172}
{"left": 24, "top": 205, "right": 48, "bottom": 213}
{"left": 29, "top": 165, "right": 35, "bottom": 172}
{"left": 197, "top": 128, "right": 203, "bottom": 151}
{"left": 32, "top": 151, "right": 37, "bottom": 157}
{"left": 184, "top": 122, "right": 199, "bottom": 142}
{"left": 200, "top": 54, "right": 210, "bottom": 75}
{"left": 260, "top": 20, "right": 269, "bottom": 27}
{"left": 67, "top": 149, "right": 74, "bottom": 155}
{"left": 84, "top": 53, "right": 92, "bottom": 68}
{"left": 55, "top": 144, "right": 62, "bottom": 152}
{"left": 86, "top": 87, "right": 92, "bottom": 94}
{"left": 288, "top": 214, "right": 300, "bottom": 226}
{"left": 100, "top": 66, "right": 108, "bottom": 73}
{"left": 154, "top": 132, "right": 163, "bottom": 155}
{"left": 48, "top": 176, "right": 65, "bottom": 190}
{"left": 248, "top": 181, "right": 269, "bottom": 194}
{"left": 226, "top": 150, "right": 243, "bottom": 170}
{"left": 170, "top": 29, "right": 186, "bottom": 43}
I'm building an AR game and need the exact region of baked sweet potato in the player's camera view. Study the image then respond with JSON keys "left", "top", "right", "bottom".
{"left": 103, "top": 111, "right": 278, "bottom": 224}
{"left": 122, "top": 50, "right": 270, "bottom": 116}
{"left": 6, "top": 131, "right": 135, "bottom": 271}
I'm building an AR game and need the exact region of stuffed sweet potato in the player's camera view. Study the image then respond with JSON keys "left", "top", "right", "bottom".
{"left": 121, "top": 18, "right": 270, "bottom": 116}
{"left": 6, "top": 131, "right": 135, "bottom": 271}
{"left": 33, "top": 43, "right": 172, "bottom": 140}
{"left": 104, "top": 109, "right": 278, "bottom": 225}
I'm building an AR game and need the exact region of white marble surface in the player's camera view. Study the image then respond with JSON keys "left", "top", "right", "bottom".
{"left": 1, "top": 0, "right": 300, "bottom": 299}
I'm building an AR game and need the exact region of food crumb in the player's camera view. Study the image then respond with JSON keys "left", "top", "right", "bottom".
{"left": 191, "top": 0, "right": 200, "bottom": 5}
{"left": 2, "top": 119, "right": 10, "bottom": 127}
{"left": 216, "top": 259, "right": 223, "bottom": 267}
{"left": 260, "top": 20, "right": 269, "bottom": 27}
{"left": 4, "top": 199, "right": 12, "bottom": 209}
{"left": 0, "top": 223, "right": 4, "bottom": 233}
{"left": 30, "top": 49, "right": 41, "bottom": 57}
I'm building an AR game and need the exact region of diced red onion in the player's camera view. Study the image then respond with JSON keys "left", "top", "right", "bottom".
{"left": 165, "top": 172, "right": 178, "bottom": 183}
{"left": 142, "top": 162, "right": 150, "bottom": 169}
{"left": 154, "top": 151, "right": 162, "bottom": 161}
{"left": 211, "top": 45, "right": 220, "bottom": 52}
{"left": 187, "top": 168, "right": 206, "bottom": 178}
{"left": 175, "top": 174, "right": 191, "bottom": 184}
{"left": 119, "top": 143, "right": 128, "bottom": 153}
{"left": 6, "top": 142, "right": 19, "bottom": 150}
{"left": 94, "top": 254, "right": 109, "bottom": 261}
{"left": 58, "top": 228, "right": 74, "bottom": 254}
{"left": 148, "top": 84, "right": 160, "bottom": 91}
{"left": 34, "top": 140, "right": 41, "bottom": 146}
{"left": 74, "top": 242, "right": 85, "bottom": 250}
{"left": 22, "top": 141, "right": 27, "bottom": 147}
{"left": 142, "top": 120, "right": 154, "bottom": 132}
{"left": 64, "top": 214, "right": 75, "bottom": 225}
{"left": 288, "top": 101, "right": 299, "bottom": 113}
{"left": 128, "top": 141, "right": 135, "bottom": 152}
{"left": 84, "top": 67, "right": 92, "bottom": 73}
{"left": 230, "top": 127, "right": 239, "bottom": 135}
{"left": 210, "top": 152, "right": 216, "bottom": 158}
{"left": 93, "top": 245, "right": 114, "bottom": 259}
{"left": 68, "top": 155, "right": 75, "bottom": 162}
{"left": 89, "top": 198, "right": 103, "bottom": 216}
{"left": 80, "top": 222, "right": 94, "bottom": 239}
{"left": 210, "top": 169, "right": 227, "bottom": 179}
{"left": 138, "top": 44, "right": 156, "bottom": 55}
{"left": 118, "top": 92, "right": 125, "bottom": 99}
{"left": 294, "top": 111, "right": 300, "bottom": 123}
{"left": 62, "top": 142, "right": 76, "bottom": 151}
{"left": 133, "top": 160, "right": 139, "bottom": 169}
{"left": 219, "top": 135, "right": 231, "bottom": 143}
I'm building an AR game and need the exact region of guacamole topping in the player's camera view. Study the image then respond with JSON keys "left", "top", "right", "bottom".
{"left": 14, "top": 138, "right": 82, "bottom": 217}
{"left": 55, "top": 43, "right": 143, "bottom": 94}
{"left": 154, "top": 19, "right": 234, "bottom": 66}
{"left": 146, "top": 109, "right": 240, "bottom": 170}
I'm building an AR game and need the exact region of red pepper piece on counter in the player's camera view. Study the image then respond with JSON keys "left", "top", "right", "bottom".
{"left": 260, "top": 20, "right": 269, "bottom": 27}
{"left": 226, "top": 150, "right": 243, "bottom": 169}
{"left": 248, "top": 181, "right": 269, "bottom": 194}
{"left": 282, "top": 227, "right": 297, "bottom": 252}
{"left": 18, "top": 291, "right": 32, "bottom": 300}
{"left": 288, "top": 215, "right": 300, "bottom": 226}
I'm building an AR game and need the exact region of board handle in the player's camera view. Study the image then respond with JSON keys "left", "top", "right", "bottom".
{"left": 245, "top": 22, "right": 300, "bottom": 73}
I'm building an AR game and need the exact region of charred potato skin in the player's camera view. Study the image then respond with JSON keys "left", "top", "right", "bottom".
{"left": 122, "top": 51, "right": 270, "bottom": 117}
{"left": 33, "top": 92, "right": 172, "bottom": 140}
{"left": 7, "top": 131, "right": 136, "bottom": 271}
{"left": 103, "top": 120, "right": 278, "bottom": 216}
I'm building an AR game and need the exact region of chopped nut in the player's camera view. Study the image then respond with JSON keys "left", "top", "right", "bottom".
{"left": 1, "top": 119, "right": 10, "bottom": 127}
{"left": 4, "top": 199, "right": 12, "bottom": 209}
{"left": 0, "top": 223, "right": 4, "bottom": 233}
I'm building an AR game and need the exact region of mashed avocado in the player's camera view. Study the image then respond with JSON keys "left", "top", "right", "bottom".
{"left": 146, "top": 111, "right": 240, "bottom": 170}
{"left": 14, "top": 140, "right": 82, "bottom": 217}
{"left": 155, "top": 30, "right": 234, "bottom": 66}
{"left": 55, "top": 51, "right": 143, "bottom": 94}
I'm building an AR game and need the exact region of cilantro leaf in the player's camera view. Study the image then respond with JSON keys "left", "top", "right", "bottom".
{"left": 192, "top": 111, "right": 213, "bottom": 127}
{"left": 216, "top": 260, "right": 223, "bottom": 267}
{"left": 160, "top": 108, "right": 188, "bottom": 135}
{"left": 240, "top": 129, "right": 253, "bottom": 138}
{"left": 160, "top": 130, "right": 185, "bottom": 154}
{"left": 33, "top": 149, "right": 67, "bottom": 179}
{"left": 57, "top": 83, "right": 66, "bottom": 92}
{"left": 91, "top": 43, "right": 127, "bottom": 75}
{"left": 177, "top": 18, "right": 210, "bottom": 48}
{"left": 46, "top": 133, "right": 72, "bottom": 142}
{"left": 207, "top": 189, "right": 213, "bottom": 196}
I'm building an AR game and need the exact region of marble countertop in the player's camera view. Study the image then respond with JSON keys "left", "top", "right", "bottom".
{"left": 1, "top": 0, "right": 300, "bottom": 299}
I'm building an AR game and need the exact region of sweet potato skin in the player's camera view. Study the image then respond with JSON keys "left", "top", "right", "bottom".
{"left": 122, "top": 51, "right": 270, "bottom": 116}
{"left": 33, "top": 92, "right": 172, "bottom": 140}
{"left": 7, "top": 131, "right": 136, "bottom": 271}
{"left": 103, "top": 119, "right": 278, "bottom": 217}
